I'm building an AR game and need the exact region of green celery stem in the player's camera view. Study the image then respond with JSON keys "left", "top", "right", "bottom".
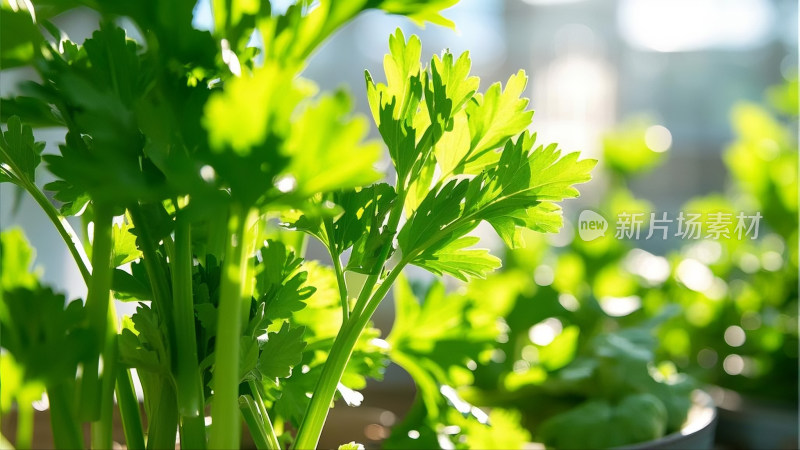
{"left": 239, "top": 396, "right": 270, "bottom": 450}
{"left": 79, "top": 203, "right": 114, "bottom": 422}
{"left": 48, "top": 383, "right": 85, "bottom": 450}
{"left": 294, "top": 264, "right": 403, "bottom": 449}
{"left": 209, "top": 205, "right": 252, "bottom": 449}
{"left": 116, "top": 369, "right": 145, "bottom": 450}
{"left": 91, "top": 321, "right": 118, "bottom": 450}
{"left": 146, "top": 382, "right": 180, "bottom": 450}
{"left": 248, "top": 380, "right": 280, "bottom": 450}
{"left": 15, "top": 400, "right": 33, "bottom": 450}
{"left": 23, "top": 179, "right": 92, "bottom": 283}
{"left": 172, "top": 214, "right": 207, "bottom": 449}
{"left": 295, "top": 189, "right": 408, "bottom": 448}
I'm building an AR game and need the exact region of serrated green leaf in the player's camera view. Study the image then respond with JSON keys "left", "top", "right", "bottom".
{"left": 282, "top": 184, "right": 397, "bottom": 274}
{"left": 397, "top": 177, "right": 471, "bottom": 257}
{"left": 400, "top": 132, "right": 595, "bottom": 274}
{"left": 431, "top": 51, "right": 480, "bottom": 115}
{"left": 380, "top": 29, "right": 423, "bottom": 121}
{"left": 44, "top": 180, "right": 90, "bottom": 216}
{"left": 378, "top": 0, "right": 459, "bottom": 29}
{"left": 112, "top": 221, "right": 142, "bottom": 267}
{"left": 118, "top": 328, "right": 161, "bottom": 373}
{"left": 343, "top": 186, "right": 397, "bottom": 273}
{"left": 118, "top": 304, "right": 170, "bottom": 373}
{"left": 0, "top": 115, "right": 45, "bottom": 185}
{"left": 410, "top": 236, "right": 501, "bottom": 281}
{"left": 365, "top": 29, "right": 424, "bottom": 183}
{"left": 422, "top": 50, "right": 479, "bottom": 152}
{"left": 257, "top": 322, "right": 306, "bottom": 379}
{"left": 466, "top": 70, "right": 533, "bottom": 163}
{"left": 487, "top": 202, "right": 564, "bottom": 249}
{"left": 253, "top": 240, "right": 314, "bottom": 328}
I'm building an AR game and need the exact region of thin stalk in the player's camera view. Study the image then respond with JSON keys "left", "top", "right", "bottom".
{"left": 331, "top": 253, "right": 349, "bottom": 322}
{"left": 78, "top": 203, "right": 114, "bottom": 422}
{"left": 239, "top": 396, "right": 269, "bottom": 450}
{"left": 91, "top": 318, "right": 118, "bottom": 450}
{"left": 293, "top": 318, "right": 358, "bottom": 450}
{"left": 15, "top": 399, "right": 33, "bottom": 450}
{"left": 48, "top": 383, "right": 84, "bottom": 450}
{"left": 22, "top": 178, "right": 92, "bottom": 283}
{"left": 172, "top": 213, "right": 207, "bottom": 449}
{"left": 116, "top": 369, "right": 145, "bottom": 450}
{"left": 293, "top": 262, "right": 405, "bottom": 449}
{"left": 93, "top": 291, "right": 131, "bottom": 449}
{"left": 248, "top": 380, "right": 280, "bottom": 450}
{"left": 322, "top": 216, "right": 349, "bottom": 322}
{"left": 209, "top": 204, "right": 253, "bottom": 450}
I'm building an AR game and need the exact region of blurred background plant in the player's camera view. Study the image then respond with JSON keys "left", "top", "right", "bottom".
{"left": 377, "top": 76, "right": 797, "bottom": 449}
{"left": 652, "top": 79, "right": 798, "bottom": 403}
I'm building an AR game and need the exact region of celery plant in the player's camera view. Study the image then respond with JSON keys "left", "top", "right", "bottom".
{"left": 0, "top": 1, "right": 594, "bottom": 449}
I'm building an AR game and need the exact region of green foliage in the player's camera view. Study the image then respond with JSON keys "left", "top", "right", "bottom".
{"left": 652, "top": 78, "right": 799, "bottom": 402}
{"left": 0, "top": 116, "right": 44, "bottom": 186}
{"left": 257, "top": 322, "right": 307, "bottom": 379}
{"left": 296, "top": 29, "right": 594, "bottom": 286}
{"left": 0, "top": 1, "right": 594, "bottom": 449}
{"left": 118, "top": 305, "right": 170, "bottom": 374}
{"left": 0, "top": 4, "right": 41, "bottom": 69}
{"left": 0, "top": 228, "right": 39, "bottom": 290}
{"left": 602, "top": 117, "right": 667, "bottom": 174}
{"left": 385, "top": 276, "right": 529, "bottom": 449}
{"left": 537, "top": 393, "right": 667, "bottom": 449}
{"left": 0, "top": 230, "right": 92, "bottom": 385}
{"left": 0, "top": 229, "right": 92, "bottom": 450}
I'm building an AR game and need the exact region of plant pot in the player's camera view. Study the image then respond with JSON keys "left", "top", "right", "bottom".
{"left": 709, "top": 386, "right": 798, "bottom": 450}
{"left": 524, "top": 389, "right": 718, "bottom": 450}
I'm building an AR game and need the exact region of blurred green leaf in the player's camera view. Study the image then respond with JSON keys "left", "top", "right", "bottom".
{"left": 537, "top": 393, "right": 667, "bottom": 449}
{"left": 282, "top": 91, "right": 382, "bottom": 197}
{"left": 602, "top": 118, "right": 667, "bottom": 175}
{"left": 0, "top": 7, "right": 42, "bottom": 69}
{"left": 0, "top": 228, "right": 39, "bottom": 291}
